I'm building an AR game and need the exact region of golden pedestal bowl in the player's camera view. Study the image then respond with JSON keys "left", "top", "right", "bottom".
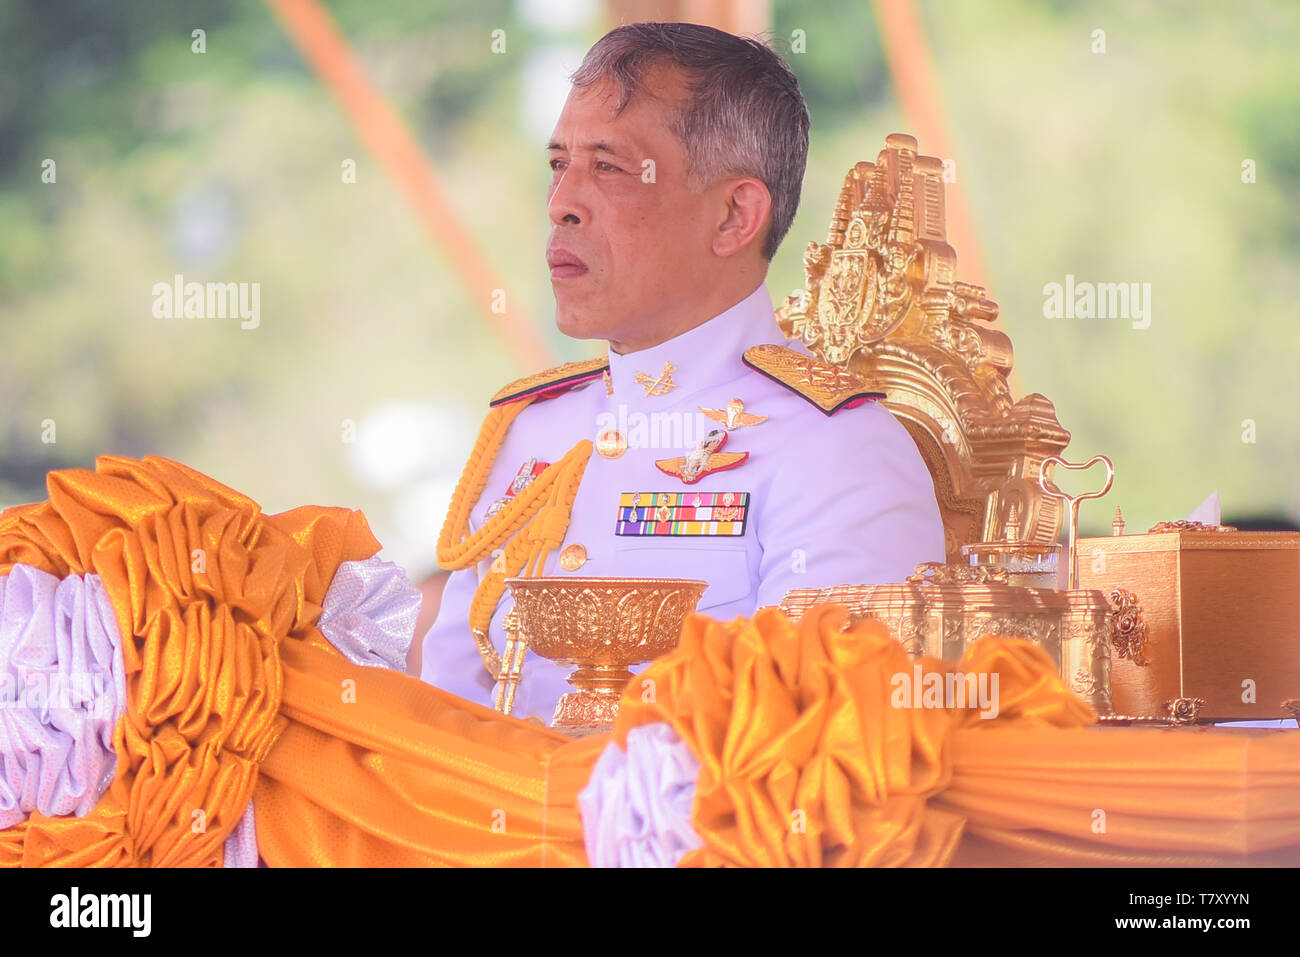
{"left": 505, "top": 576, "right": 708, "bottom": 736}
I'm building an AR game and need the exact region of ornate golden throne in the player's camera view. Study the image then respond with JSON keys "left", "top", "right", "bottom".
{"left": 777, "top": 133, "right": 1069, "bottom": 561}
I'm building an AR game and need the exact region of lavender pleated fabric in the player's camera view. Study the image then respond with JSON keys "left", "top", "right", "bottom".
{"left": 317, "top": 557, "right": 421, "bottom": 671}
{"left": 578, "top": 722, "right": 703, "bottom": 867}
{"left": 222, "top": 802, "right": 259, "bottom": 868}
{"left": 0, "top": 564, "right": 127, "bottom": 829}
{"left": 0, "top": 553, "right": 415, "bottom": 859}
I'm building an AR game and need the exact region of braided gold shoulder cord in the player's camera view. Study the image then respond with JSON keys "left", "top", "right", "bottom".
{"left": 436, "top": 398, "right": 592, "bottom": 686}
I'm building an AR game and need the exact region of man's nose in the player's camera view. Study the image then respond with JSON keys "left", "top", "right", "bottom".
{"left": 547, "top": 166, "right": 589, "bottom": 226}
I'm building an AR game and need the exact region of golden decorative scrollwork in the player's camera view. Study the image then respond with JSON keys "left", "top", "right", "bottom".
{"left": 505, "top": 576, "right": 707, "bottom": 735}
{"left": 1147, "top": 520, "right": 1238, "bottom": 533}
{"left": 777, "top": 133, "right": 1071, "bottom": 560}
{"left": 550, "top": 689, "right": 622, "bottom": 735}
{"left": 906, "top": 561, "right": 1009, "bottom": 585}
{"left": 779, "top": 567, "right": 1114, "bottom": 715}
{"left": 1072, "top": 667, "right": 1104, "bottom": 701}
{"left": 1165, "top": 697, "right": 1207, "bottom": 725}
{"left": 786, "top": 161, "right": 917, "bottom": 363}
{"left": 1107, "top": 587, "right": 1150, "bottom": 666}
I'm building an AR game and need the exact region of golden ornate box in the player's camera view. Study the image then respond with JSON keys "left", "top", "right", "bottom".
{"left": 780, "top": 566, "right": 1113, "bottom": 714}
{"left": 1075, "top": 525, "right": 1300, "bottom": 721}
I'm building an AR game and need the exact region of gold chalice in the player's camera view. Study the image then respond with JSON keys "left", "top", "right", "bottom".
{"left": 504, "top": 576, "right": 708, "bottom": 735}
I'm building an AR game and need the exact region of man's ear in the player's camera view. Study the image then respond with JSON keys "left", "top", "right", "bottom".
{"left": 712, "top": 177, "right": 771, "bottom": 258}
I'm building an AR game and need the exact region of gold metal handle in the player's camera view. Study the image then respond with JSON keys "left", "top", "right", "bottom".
{"left": 1038, "top": 454, "right": 1114, "bottom": 589}
{"left": 493, "top": 610, "right": 527, "bottom": 716}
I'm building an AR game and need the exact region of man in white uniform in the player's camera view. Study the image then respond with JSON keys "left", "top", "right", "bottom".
{"left": 421, "top": 22, "right": 945, "bottom": 721}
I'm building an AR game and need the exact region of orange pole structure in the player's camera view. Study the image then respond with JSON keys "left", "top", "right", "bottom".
{"left": 264, "top": 0, "right": 555, "bottom": 371}
{"left": 872, "top": 0, "right": 988, "bottom": 289}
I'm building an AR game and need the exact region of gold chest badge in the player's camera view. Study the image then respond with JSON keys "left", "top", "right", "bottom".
{"left": 654, "top": 429, "right": 748, "bottom": 485}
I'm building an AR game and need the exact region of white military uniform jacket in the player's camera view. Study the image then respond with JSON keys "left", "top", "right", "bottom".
{"left": 421, "top": 281, "right": 945, "bottom": 720}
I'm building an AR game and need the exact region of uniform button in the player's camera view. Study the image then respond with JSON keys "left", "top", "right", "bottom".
{"left": 596, "top": 429, "right": 628, "bottom": 459}
{"left": 559, "top": 543, "right": 588, "bottom": 571}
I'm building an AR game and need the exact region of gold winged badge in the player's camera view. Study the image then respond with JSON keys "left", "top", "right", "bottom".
{"left": 700, "top": 397, "right": 768, "bottom": 430}
{"left": 654, "top": 428, "right": 748, "bottom": 485}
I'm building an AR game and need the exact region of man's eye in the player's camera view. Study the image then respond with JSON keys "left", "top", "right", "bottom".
{"left": 596, "top": 161, "right": 620, "bottom": 172}
{"left": 549, "top": 158, "right": 566, "bottom": 171}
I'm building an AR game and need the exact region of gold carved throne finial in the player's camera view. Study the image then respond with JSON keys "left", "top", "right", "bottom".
{"left": 777, "top": 133, "right": 1071, "bottom": 561}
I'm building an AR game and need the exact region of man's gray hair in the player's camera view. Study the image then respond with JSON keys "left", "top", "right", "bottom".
{"left": 570, "top": 22, "right": 810, "bottom": 261}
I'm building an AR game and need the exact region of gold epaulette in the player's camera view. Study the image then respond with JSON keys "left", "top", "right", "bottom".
{"left": 742, "top": 344, "right": 885, "bottom": 415}
{"left": 488, "top": 357, "right": 609, "bottom": 408}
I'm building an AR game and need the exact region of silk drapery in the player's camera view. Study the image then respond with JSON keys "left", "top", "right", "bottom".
{"left": 1, "top": 455, "right": 1296, "bottom": 866}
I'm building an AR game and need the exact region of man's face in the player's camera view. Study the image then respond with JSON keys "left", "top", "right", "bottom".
{"left": 546, "top": 69, "right": 716, "bottom": 352}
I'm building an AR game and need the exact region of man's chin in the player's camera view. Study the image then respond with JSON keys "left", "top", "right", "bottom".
{"left": 553, "top": 307, "right": 613, "bottom": 343}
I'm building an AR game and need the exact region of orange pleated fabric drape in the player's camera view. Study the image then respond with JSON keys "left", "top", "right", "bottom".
{"left": 2, "top": 455, "right": 1297, "bottom": 867}
{"left": 609, "top": 605, "right": 1096, "bottom": 866}
{"left": 0, "top": 454, "right": 382, "bottom": 866}
{"left": 0, "top": 454, "right": 604, "bottom": 867}
{"left": 610, "top": 605, "right": 1300, "bottom": 867}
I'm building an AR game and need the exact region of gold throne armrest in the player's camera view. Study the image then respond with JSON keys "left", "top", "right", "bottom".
{"left": 778, "top": 133, "right": 1068, "bottom": 562}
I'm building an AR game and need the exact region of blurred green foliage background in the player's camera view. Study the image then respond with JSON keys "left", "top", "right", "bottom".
{"left": 1, "top": 0, "right": 1297, "bottom": 579}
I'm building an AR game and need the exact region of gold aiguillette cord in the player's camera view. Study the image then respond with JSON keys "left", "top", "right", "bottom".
{"left": 436, "top": 399, "right": 592, "bottom": 698}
